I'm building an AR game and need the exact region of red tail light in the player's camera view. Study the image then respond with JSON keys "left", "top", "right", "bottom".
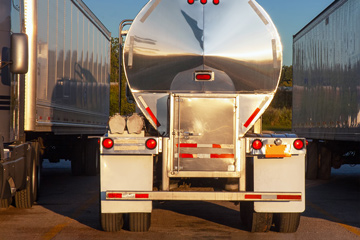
{"left": 102, "top": 138, "right": 114, "bottom": 149}
{"left": 200, "top": 0, "right": 207, "bottom": 4}
{"left": 252, "top": 139, "right": 263, "bottom": 150}
{"left": 188, "top": 0, "right": 194, "bottom": 4}
{"left": 196, "top": 74, "right": 212, "bottom": 81}
{"left": 145, "top": 138, "right": 157, "bottom": 150}
{"left": 293, "top": 139, "right": 305, "bottom": 150}
{"left": 213, "top": 0, "right": 220, "bottom": 4}
{"left": 195, "top": 71, "right": 214, "bottom": 81}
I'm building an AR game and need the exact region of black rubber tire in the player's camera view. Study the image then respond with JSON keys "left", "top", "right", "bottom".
{"left": 240, "top": 202, "right": 273, "bottom": 232}
{"left": 31, "top": 141, "right": 41, "bottom": 202}
{"left": 129, "top": 213, "right": 151, "bottom": 232}
{"left": 306, "top": 141, "right": 319, "bottom": 180}
{"left": 85, "top": 139, "right": 100, "bottom": 176}
{"left": 15, "top": 181, "right": 33, "bottom": 209}
{"left": 318, "top": 144, "right": 332, "bottom": 180}
{"left": 274, "top": 213, "right": 301, "bottom": 233}
{"left": 15, "top": 143, "right": 34, "bottom": 209}
{"left": 101, "top": 213, "right": 124, "bottom": 232}
{"left": 0, "top": 198, "right": 12, "bottom": 208}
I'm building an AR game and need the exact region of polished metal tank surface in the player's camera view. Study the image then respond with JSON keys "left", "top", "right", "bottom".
{"left": 123, "top": 0, "right": 282, "bottom": 93}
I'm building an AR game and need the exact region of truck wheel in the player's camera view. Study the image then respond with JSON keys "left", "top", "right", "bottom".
{"left": 274, "top": 213, "right": 301, "bottom": 233}
{"left": 85, "top": 139, "right": 100, "bottom": 176}
{"left": 306, "top": 141, "right": 318, "bottom": 179}
{"left": 15, "top": 180, "right": 33, "bottom": 209}
{"left": 128, "top": 213, "right": 151, "bottom": 232}
{"left": 101, "top": 213, "right": 124, "bottom": 232}
{"left": 0, "top": 198, "right": 12, "bottom": 208}
{"left": 31, "top": 141, "right": 41, "bottom": 202}
{"left": 240, "top": 202, "right": 273, "bottom": 232}
{"left": 318, "top": 144, "right": 331, "bottom": 180}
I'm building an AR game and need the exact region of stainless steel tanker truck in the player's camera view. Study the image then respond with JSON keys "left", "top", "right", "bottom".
{"left": 293, "top": 0, "right": 360, "bottom": 180}
{"left": 100, "top": 0, "right": 306, "bottom": 233}
{"left": 0, "top": 0, "right": 110, "bottom": 209}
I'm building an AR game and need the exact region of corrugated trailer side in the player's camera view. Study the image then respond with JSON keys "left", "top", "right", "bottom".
{"left": 23, "top": 0, "right": 111, "bottom": 175}
{"left": 25, "top": 0, "right": 111, "bottom": 134}
{"left": 0, "top": 0, "right": 110, "bottom": 211}
{"left": 293, "top": 0, "right": 360, "bottom": 179}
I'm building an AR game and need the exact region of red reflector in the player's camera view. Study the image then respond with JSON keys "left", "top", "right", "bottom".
{"left": 200, "top": 0, "right": 207, "bottom": 4}
{"left": 145, "top": 107, "right": 161, "bottom": 127}
{"left": 145, "top": 138, "right": 157, "bottom": 150}
{"left": 245, "top": 194, "right": 262, "bottom": 200}
{"left": 244, "top": 108, "right": 261, "bottom": 128}
{"left": 108, "top": 193, "right": 122, "bottom": 199}
{"left": 188, "top": 0, "right": 194, "bottom": 4}
{"left": 294, "top": 139, "right": 305, "bottom": 150}
{"left": 196, "top": 74, "right": 212, "bottom": 81}
{"left": 252, "top": 139, "right": 263, "bottom": 150}
{"left": 277, "top": 195, "right": 302, "bottom": 200}
{"left": 102, "top": 138, "right": 114, "bottom": 149}
{"left": 213, "top": 0, "right": 219, "bottom": 4}
{"left": 135, "top": 194, "right": 149, "bottom": 199}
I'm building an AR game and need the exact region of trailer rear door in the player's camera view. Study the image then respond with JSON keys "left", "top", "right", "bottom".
{"left": 172, "top": 95, "right": 236, "bottom": 172}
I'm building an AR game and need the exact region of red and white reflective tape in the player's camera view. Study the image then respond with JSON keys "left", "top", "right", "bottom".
{"left": 138, "top": 96, "right": 161, "bottom": 127}
{"left": 245, "top": 194, "right": 302, "bottom": 201}
{"left": 176, "top": 143, "right": 233, "bottom": 149}
{"left": 107, "top": 193, "right": 149, "bottom": 199}
{"left": 244, "top": 97, "right": 269, "bottom": 128}
{"left": 176, "top": 153, "right": 234, "bottom": 159}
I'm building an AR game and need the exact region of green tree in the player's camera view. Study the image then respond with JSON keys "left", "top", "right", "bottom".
{"left": 109, "top": 37, "right": 135, "bottom": 116}
{"left": 110, "top": 37, "right": 119, "bottom": 82}
{"left": 279, "top": 65, "right": 293, "bottom": 87}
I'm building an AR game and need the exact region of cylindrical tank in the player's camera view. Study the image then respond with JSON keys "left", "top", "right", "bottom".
{"left": 123, "top": 0, "right": 282, "bottom": 93}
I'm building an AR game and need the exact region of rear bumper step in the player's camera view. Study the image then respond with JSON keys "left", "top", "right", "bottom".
{"left": 105, "top": 191, "right": 302, "bottom": 202}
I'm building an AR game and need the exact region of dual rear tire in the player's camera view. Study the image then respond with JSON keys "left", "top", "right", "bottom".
{"left": 101, "top": 212, "right": 151, "bottom": 232}
{"left": 15, "top": 141, "right": 41, "bottom": 209}
{"left": 240, "top": 202, "right": 301, "bottom": 233}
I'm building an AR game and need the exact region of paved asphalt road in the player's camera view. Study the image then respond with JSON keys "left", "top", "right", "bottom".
{"left": 0, "top": 160, "right": 359, "bottom": 240}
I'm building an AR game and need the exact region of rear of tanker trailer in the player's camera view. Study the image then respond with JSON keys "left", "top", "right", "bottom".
{"left": 100, "top": 0, "right": 306, "bottom": 233}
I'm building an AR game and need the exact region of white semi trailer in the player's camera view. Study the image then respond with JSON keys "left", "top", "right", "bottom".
{"left": 0, "top": 0, "right": 110, "bottom": 209}
{"left": 100, "top": 0, "right": 306, "bottom": 233}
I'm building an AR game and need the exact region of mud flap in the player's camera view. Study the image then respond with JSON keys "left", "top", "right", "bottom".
{"left": 253, "top": 155, "right": 305, "bottom": 213}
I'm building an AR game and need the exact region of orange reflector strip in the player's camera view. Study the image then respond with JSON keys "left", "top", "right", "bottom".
{"left": 244, "top": 108, "right": 260, "bottom": 128}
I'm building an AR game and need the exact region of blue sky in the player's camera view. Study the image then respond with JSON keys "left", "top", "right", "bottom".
{"left": 83, "top": 0, "right": 334, "bottom": 66}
